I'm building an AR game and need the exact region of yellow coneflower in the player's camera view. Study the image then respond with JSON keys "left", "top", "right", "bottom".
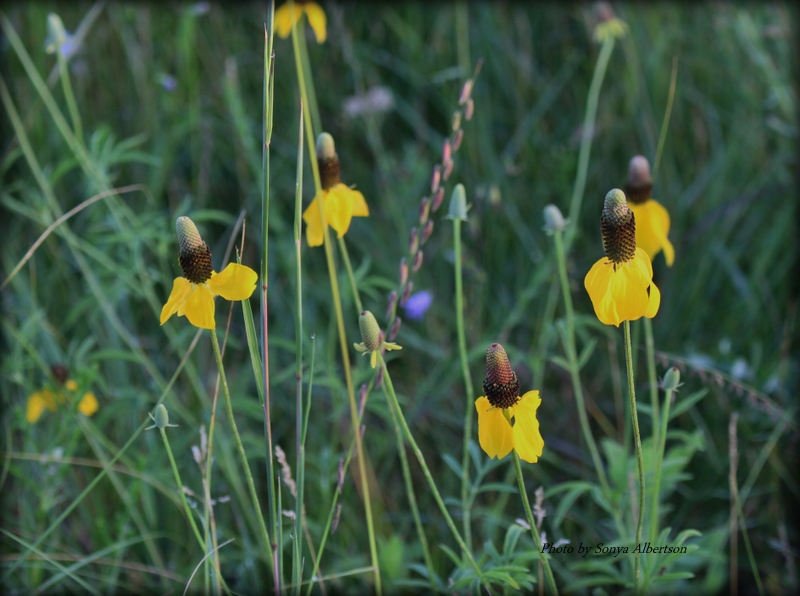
{"left": 353, "top": 310, "right": 401, "bottom": 369}
{"left": 275, "top": 1, "right": 327, "bottom": 44}
{"left": 624, "top": 155, "right": 675, "bottom": 266}
{"left": 26, "top": 365, "right": 98, "bottom": 424}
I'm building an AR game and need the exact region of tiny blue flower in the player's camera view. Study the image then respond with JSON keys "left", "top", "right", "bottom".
{"left": 402, "top": 291, "right": 432, "bottom": 321}
{"left": 159, "top": 73, "right": 178, "bottom": 92}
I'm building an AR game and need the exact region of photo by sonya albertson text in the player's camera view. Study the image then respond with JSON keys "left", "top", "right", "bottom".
{"left": 542, "top": 542, "right": 689, "bottom": 558}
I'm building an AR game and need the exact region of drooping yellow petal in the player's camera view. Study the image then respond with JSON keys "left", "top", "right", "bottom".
{"left": 370, "top": 351, "right": 378, "bottom": 369}
{"left": 475, "top": 397, "right": 513, "bottom": 460}
{"left": 160, "top": 277, "right": 192, "bottom": 325}
{"left": 324, "top": 187, "right": 355, "bottom": 239}
{"left": 65, "top": 379, "right": 78, "bottom": 391}
{"left": 208, "top": 263, "right": 258, "bottom": 301}
{"left": 511, "top": 391, "right": 544, "bottom": 463}
{"left": 303, "top": 2, "right": 328, "bottom": 43}
{"left": 629, "top": 200, "right": 675, "bottom": 266}
{"left": 585, "top": 258, "right": 620, "bottom": 326}
{"left": 78, "top": 392, "right": 99, "bottom": 416}
{"left": 337, "top": 184, "right": 369, "bottom": 217}
{"left": 26, "top": 390, "right": 57, "bottom": 424}
{"left": 274, "top": 3, "right": 303, "bottom": 38}
{"left": 608, "top": 262, "right": 650, "bottom": 324}
{"left": 630, "top": 248, "right": 661, "bottom": 319}
{"left": 302, "top": 195, "right": 325, "bottom": 247}
{"left": 182, "top": 284, "right": 216, "bottom": 329}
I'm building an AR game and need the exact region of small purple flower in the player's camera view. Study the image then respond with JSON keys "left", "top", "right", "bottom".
{"left": 402, "top": 291, "right": 433, "bottom": 321}
{"left": 159, "top": 74, "right": 178, "bottom": 93}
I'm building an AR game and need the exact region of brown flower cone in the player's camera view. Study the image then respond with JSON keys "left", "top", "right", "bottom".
{"left": 483, "top": 343, "right": 520, "bottom": 409}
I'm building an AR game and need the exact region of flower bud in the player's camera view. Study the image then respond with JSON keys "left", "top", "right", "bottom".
{"left": 399, "top": 258, "right": 408, "bottom": 286}
{"left": 452, "top": 110, "right": 462, "bottom": 131}
{"left": 419, "top": 196, "right": 431, "bottom": 225}
{"left": 447, "top": 184, "right": 468, "bottom": 221}
{"left": 412, "top": 249, "right": 423, "bottom": 272}
{"left": 543, "top": 204, "right": 566, "bottom": 234}
{"left": 386, "top": 290, "right": 398, "bottom": 320}
{"left": 662, "top": 367, "right": 682, "bottom": 391}
{"left": 431, "top": 164, "right": 442, "bottom": 194}
{"left": 389, "top": 316, "right": 402, "bottom": 341}
{"left": 465, "top": 98, "right": 475, "bottom": 120}
{"left": 459, "top": 78, "right": 474, "bottom": 105}
{"left": 624, "top": 155, "right": 653, "bottom": 204}
{"left": 153, "top": 404, "right": 170, "bottom": 430}
{"left": 483, "top": 343, "right": 520, "bottom": 409}
{"left": 316, "top": 132, "right": 341, "bottom": 190}
{"left": 452, "top": 129, "right": 464, "bottom": 152}
{"left": 442, "top": 138, "right": 452, "bottom": 166}
{"left": 600, "top": 189, "right": 636, "bottom": 264}
{"left": 420, "top": 220, "right": 434, "bottom": 245}
{"left": 337, "top": 459, "right": 345, "bottom": 495}
{"left": 332, "top": 503, "right": 342, "bottom": 533}
{"left": 176, "top": 216, "right": 213, "bottom": 283}
{"left": 400, "top": 281, "right": 414, "bottom": 306}
{"left": 358, "top": 311, "right": 382, "bottom": 351}
{"left": 442, "top": 159, "right": 454, "bottom": 181}
{"left": 431, "top": 186, "right": 446, "bottom": 213}
{"left": 409, "top": 227, "right": 419, "bottom": 256}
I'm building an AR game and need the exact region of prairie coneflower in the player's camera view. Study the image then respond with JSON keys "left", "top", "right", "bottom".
{"left": 26, "top": 365, "right": 98, "bottom": 424}
{"left": 584, "top": 189, "right": 661, "bottom": 327}
{"left": 303, "top": 133, "right": 369, "bottom": 247}
{"left": 353, "top": 310, "right": 401, "bottom": 369}
{"left": 624, "top": 155, "right": 675, "bottom": 266}
{"left": 474, "top": 343, "right": 544, "bottom": 464}
{"left": 275, "top": 1, "right": 327, "bottom": 44}
{"left": 160, "top": 216, "right": 258, "bottom": 330}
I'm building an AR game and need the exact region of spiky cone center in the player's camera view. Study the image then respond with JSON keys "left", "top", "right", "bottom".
{"left": 601, "top": 189, "right": 637, "bottom": 265}
{"left": 358, "top": 310, "right": 382, "bottom": 351}
{"left": 316, "top": 132, "right": 340, "bottom": 191}
{"left": 483, "top": 343, "right": 520, "bottom": 409}
{"left": 176, "top": 216, "right": 213, "bottom": 283}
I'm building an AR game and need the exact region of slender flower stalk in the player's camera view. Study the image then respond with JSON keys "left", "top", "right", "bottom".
{"left": 624, "top": 321, "right": 646, "bottom": 594}
{"left": 512, "top": 452, "right": 559, "bottom": 595}
{"left": 378, "top": 354, "right": 484, "bottom": 581}
{"left": 289, "top": 21, "right": 381, "bottom": 593}
{"left": 449, "top": 184, "right": 475, "bottom": 550}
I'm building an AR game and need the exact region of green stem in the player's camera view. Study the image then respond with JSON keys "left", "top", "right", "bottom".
{"left": 623, "top": 321, "right": 645, "bottom": 594}
{"left": 55, "top": 45, "right": 82, "bottom": 144}
{"left": 553, "top": 229, "right": 610, "bottom": 493}
{"left": 453, "top": 218, "right": 475, "bottom": 551}
{"left": 643, "top": 318, "right": 660, "bottom": 448}
{"left": 378, "top": 355, "right": 483, "bottom": 580}
{"left": 210, "top": 330, "right": 273, "bottom": 572}
{"left": 512, "top": 452, "right": 559, "bottom": 595}
{"left": 383, "top": 386, "right": 436, "bottom": 588}
{"left": 159, "top": 428, "right": 206, "bottom": 551}
{"left": 338, "top": 237, "right": 363, "bottom": 313}
{"left": 564, "top": 37, "right": 615, "bottom": 251}
{"left": 290, "top": 13, "right": 381, "bottom": 594}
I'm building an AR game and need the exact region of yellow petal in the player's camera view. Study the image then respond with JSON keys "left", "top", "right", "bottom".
{"left": 629, "top": 200, "right": 675, "bottom": 266}
{"left": 336, "top": 184, "right": 369, "bottom": 217}
{"left": 208, "top": 263, "right": 258, "bottom": 301}
{"left": 475, "top": 397, "right": 513, "bottom": 460}
{"left": 274, "top": 3, "right": 302, "bottom": 38}
{"left": 647, "top": 199, "right": 675, "bottom": 266}
{"left": 303, "top": 195, "right": 325, "bottom": 247}
{"left": 65, "top": 379, "right": 78, "bottom": 391}
{"left": 183, "top": 284, "right": 216, "bottom": 329}
{"left": 608, "top": 261, "right": 650, "bottom": 324}
{"left": 511, "top": 391, "right": 544, "bottom": 463}
{"left": 370, "top": 351, "right": 377, "bottom": 369}
{"left": 585, "top": 257, "right": 620, "bottom": 327}
{"left": 26, "top": 390, "right": 56, "bottom": 424}
{"left": 324, "top": 187, "right": 355, "bottom": 239}
{"left": 160, "top": 277, "right": 192, "bottom": 325}
{"left": 78, "top": 392, "right": 99, "bottom": 416}
{"left": 304, "top": 2, "right": 327, "bottom": 43}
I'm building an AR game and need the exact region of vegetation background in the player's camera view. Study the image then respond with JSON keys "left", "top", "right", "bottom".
{"left": 1, "top": 1, "right": 797, "bottom": 594}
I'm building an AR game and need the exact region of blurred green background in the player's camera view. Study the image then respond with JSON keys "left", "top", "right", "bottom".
{"left": 1, "top": 2, "right": 797, "bottom": 593}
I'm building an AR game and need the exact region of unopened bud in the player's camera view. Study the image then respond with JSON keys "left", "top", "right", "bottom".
{"left": 400, "top": 281, "right": 414, "bottom": 306}
{"left": 389, "top": 316, "right": 402, "bottom": 341}
{"left": 409, "top": 227, "right": 419, "bottom": 256}
{"left": 420, "top": 220, "right": 434, "bottom": 245}
{"left": 176, "top": 216, "right": 213, "bottom": 283}
{"left": 452, "top": 110, "right": 462, "bottom": 131}
{"left": 447, "top": 184, "right": 468, "bottom": 221}
{"left": 452, "top": 129, "right": 464, "bottom": 152}
{"left": 459, "top": 78, "right": 474, "bottom": 105}
{"left": 662, "top": 367, "right": 682, "bottom": 392}
{"left": 442, "top": 159, "right": 454, "bottom": 182}
{"left": 431, "top": 186, "right": 446, "bottom": 213}
{"left": 153, "top": 404, "right": 171, "bottom": 430}
{"left": 543, "top": 204, "right": 566, "bottom": 234}
{"left": 465, "top": 98, "right": 475, "bottom": 120}
{"left": 419, "top": 196, "right": 431, "bottom": 225}
{"left": 399, "top": 258, "right": 408, "bottom": 286}
{"left": 337, "top": 459, "right": 345, "bottom": 495}
{"left": 443, "top": 139, "right": 452, "bottom": 166}
{"left": 431, "top": 164, "right": 442, "bottom": 194}
{"left": 332, "top": 503, "right": 342, "bottom": 533}
{"left": 316, "top": 132, "right": 336, "bottom": 161}
{"left": 358, "top": 311, "right": 382, "bottom": 351}
{"left": 316, "top": 132, "right": 340, "bottom": 190}
{"left": 386, "top": 290, "right": 398, "bottom": 320}
{"left": 624, "top": 155, "right": 653, "bottom": 204}
{"left": 483, "top": 343, "right": 520, "bottom": 409}
{"left": 412, "top": 249, "right": 423, "bottom": 272}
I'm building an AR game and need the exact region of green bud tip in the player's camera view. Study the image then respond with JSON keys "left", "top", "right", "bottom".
{"left": 663, "top": 367, "right": 682, "bottom": 391}
{"left": 447, "top": 183, "right": 468, "bottom": 221}
{"left": 483, "top": 343, "right": 520, "bottom": 409}
{"left": 154, "top": 404, "right": 170, "bottom": 429}
{"left": 358, "top": 310, "right": 382, "bottom": 351}
{"left": 543, "top": 204, "right": 566, "bottom": 233}
{"left": 316, "top": 132, "right": 337, "bottom": 161}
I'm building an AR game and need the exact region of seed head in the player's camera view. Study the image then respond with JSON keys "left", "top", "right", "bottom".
{"left": 624, "top": 155, "right": 653, "bottom": 204}
{"left": 358, "top": 310, "right": 382, "bottom": 351}
{"left": 176, "top": 216, "right": 213, "bottom": 283}
{"left": 483, "top": 343, "right": 520, "bottom": 409}
{"left": 600, "top": 189, "right": 637, "bottom": 264}
{"left": 316, "top": 132, "right": 340, "bottom": 190}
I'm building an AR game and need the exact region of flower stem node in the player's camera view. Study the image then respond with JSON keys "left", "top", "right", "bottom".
{"left": 353, "top": 310, "right": 402, "bottom": 369}
{"left": 475, "top": 343, "right": 544, "bottom": 464}
{"left": 447, "top": 183, "right": 469, "bottom": 221}
{"left": 146, "top": 404, "right": 178, "bottom": 430}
